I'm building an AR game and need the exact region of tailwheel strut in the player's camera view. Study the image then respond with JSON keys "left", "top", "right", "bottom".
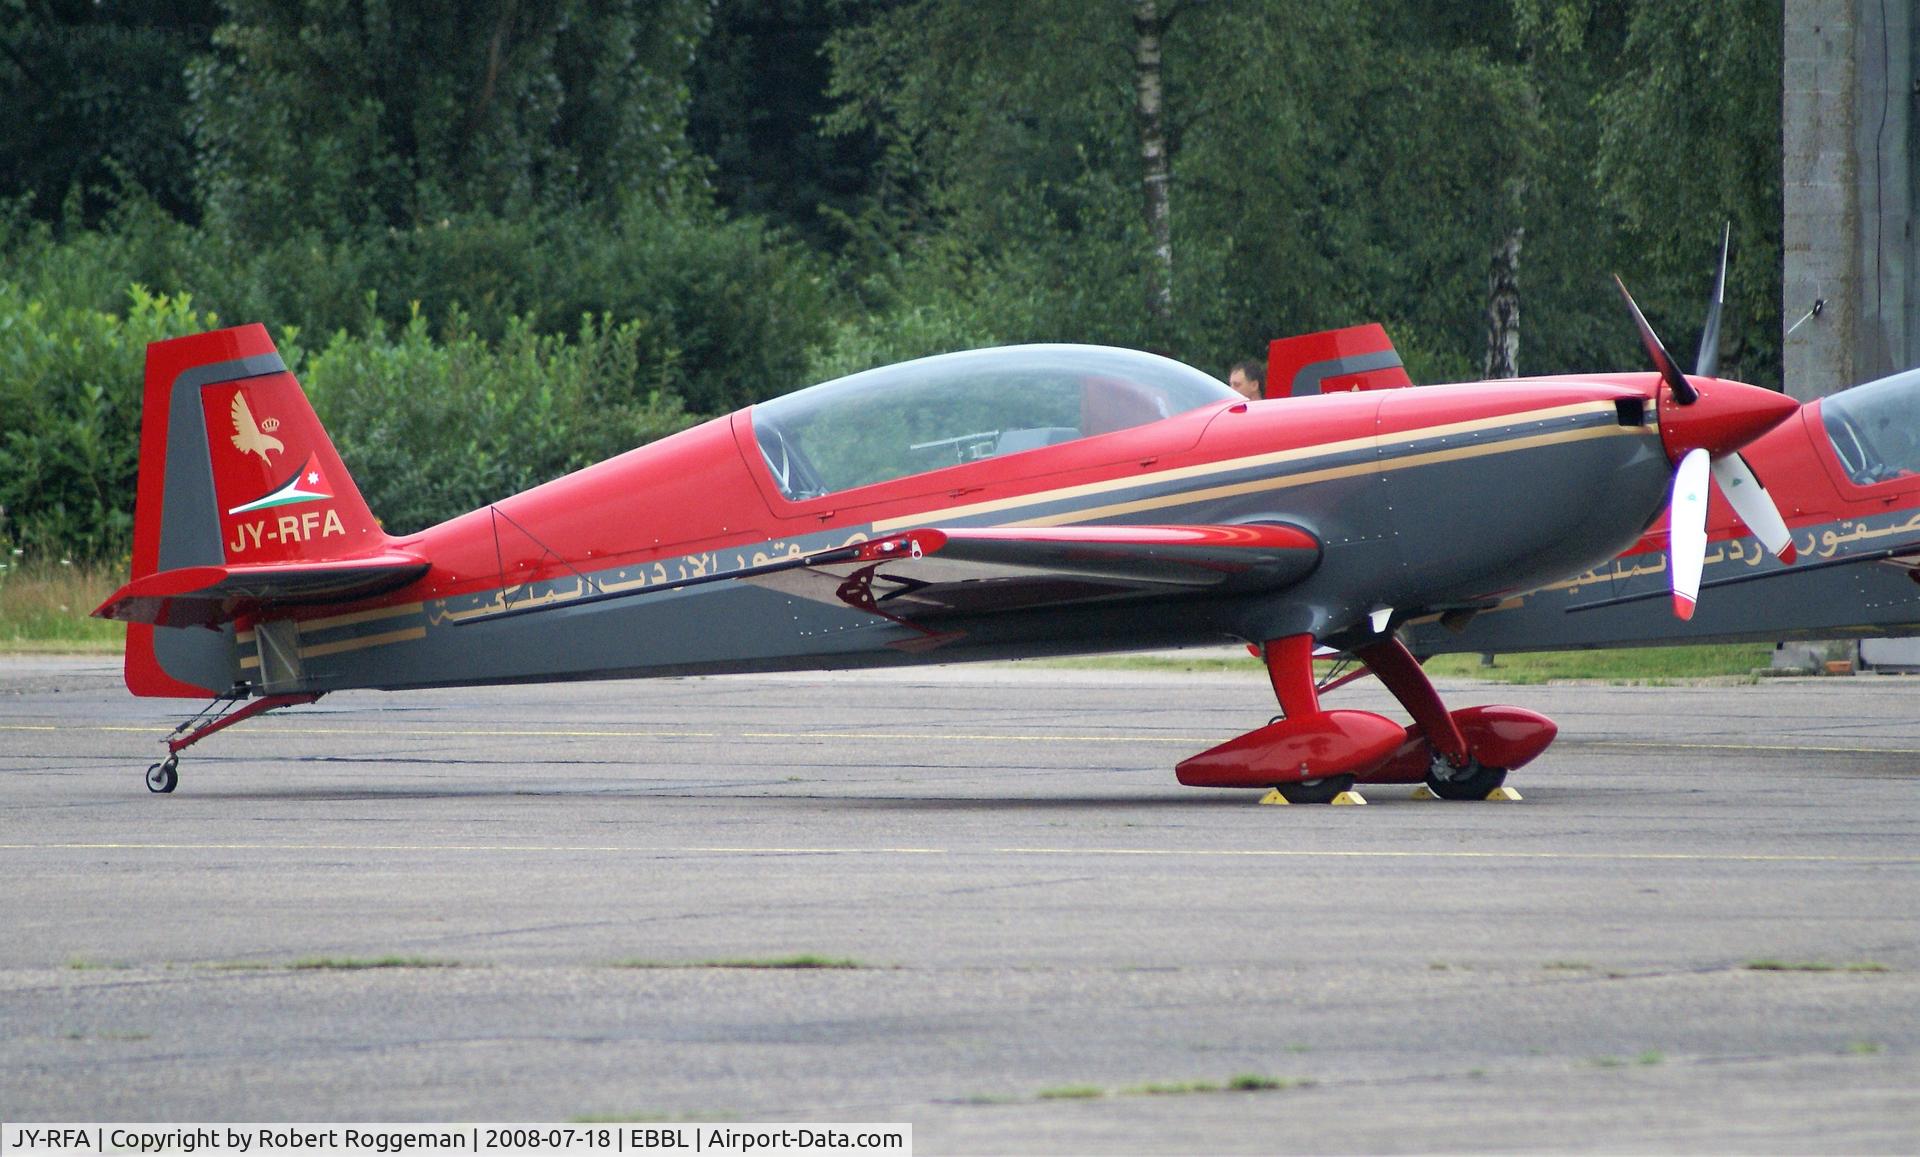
{"left": 147, "top": 692, "right": 322, "bottom": 793}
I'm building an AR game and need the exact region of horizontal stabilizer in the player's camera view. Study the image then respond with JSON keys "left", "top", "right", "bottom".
{"left": 96, "top": 552, "right": 429, "bottom": 629}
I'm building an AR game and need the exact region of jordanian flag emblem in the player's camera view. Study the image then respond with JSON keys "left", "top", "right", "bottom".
{"left": 227, "top": 454, "right": 334, "bottom": 515}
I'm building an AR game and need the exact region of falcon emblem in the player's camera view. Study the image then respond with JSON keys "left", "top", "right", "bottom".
{"left": 230, "top": 391, "right": 284, "bottom": 464}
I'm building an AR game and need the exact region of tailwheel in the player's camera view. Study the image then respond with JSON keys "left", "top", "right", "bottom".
{"left": 1271, "top": 774, "right": 1357, "bottom": 805}
{"left": 142, "top": 691, "right": 323, "bottom": 796}
{"left": 145, "top": 757, "right": 179, "bottom": 794}
{"left": 1423, "top": 755, "right": 1507, "bottom": 801}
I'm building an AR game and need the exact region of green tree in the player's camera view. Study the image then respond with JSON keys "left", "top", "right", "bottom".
{"left": 687, "top": 0, "right": 883, "bottom": 246}
{"left": 1593, "top": 0, "right": 1782, "bottom": 388}
{"left": 821, "top": 0, "right": 1549, "bottom": 381}
{"left": 0, "top": 0, "right": 216, "bottom": 223}
{"left": 190, "top": 0, "right": 711, "bottom": 241}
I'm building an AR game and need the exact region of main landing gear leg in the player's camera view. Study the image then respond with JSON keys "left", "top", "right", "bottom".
{"left": 1349, "top": 637, "right": 1556, "bottom": 799}
{"left": 1174, "top": 635, "right": 1405, "bottom": 801}
{"left": 146, "top": 692, "right": 322, "bottom": 793}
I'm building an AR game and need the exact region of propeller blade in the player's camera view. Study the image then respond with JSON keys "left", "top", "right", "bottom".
{"left": 1669, "top": 448, "right": 1710, "bottom": 620}
{"left": 1711, "top": 452, "right": 1798, "bottom": 564}
{"left": 1694, "top": 221, "right": 1730, "bottom": 378}
{"left": 1613, "top": 274, "right": 1699, "bottom": 404}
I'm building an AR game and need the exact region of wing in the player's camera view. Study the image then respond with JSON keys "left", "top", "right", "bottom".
{"left": 741, "top": 524, "right": 1321, "bottom": 617}
{"left": 446, "top": 523, "right": 1322, "bottom": 633}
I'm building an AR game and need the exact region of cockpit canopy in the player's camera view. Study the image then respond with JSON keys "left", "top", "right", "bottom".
{"left": 1822, "top": 367, "right": 1920, "bottom": 486}
{"left": 750, "top": 344, "right": 1238, "bottom": 501}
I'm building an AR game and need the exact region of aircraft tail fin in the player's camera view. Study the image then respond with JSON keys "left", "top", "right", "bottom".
{"left": 1265, "top": 324, "right": 1413, "bottom": 398}
{"left": 97, "top": 325, "right": 421, "bottom": 697}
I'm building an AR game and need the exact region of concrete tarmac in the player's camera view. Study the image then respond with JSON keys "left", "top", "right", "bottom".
{"left": 2, "top": 655, "right": 1917, "bottom": 1153}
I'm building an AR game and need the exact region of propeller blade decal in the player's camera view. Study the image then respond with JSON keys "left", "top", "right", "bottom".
{"left": 1711, "top": 452, "right": 1797, "bottom": 564}
{"left": 1614, "top": 274, "right": 1699, "bottom": 404}
{"left": 1669, "top": 449, "right": 1710, "bottom": 620}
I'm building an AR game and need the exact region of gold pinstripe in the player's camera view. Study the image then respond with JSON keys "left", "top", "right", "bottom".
{"left": 1011, "top": 423, "right": 1645, "bottom": 528}
{"left": 872, "top": 399, "right": 1634, "bottom": 532}
{"left": 240, "top": 625, "right": 425, "bottom": 667}
{"left": 297, "top": 602, "right": 424, "bottom": 634}
{"left": 295, "top": 626, "right": 427, "bottom": 658}
{"left": 238, "top": 603, "right": 425, "bottom": 670}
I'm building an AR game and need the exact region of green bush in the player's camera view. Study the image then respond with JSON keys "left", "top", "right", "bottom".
{"left": 0, "top": 187, "right": 841, "bottom": 557}
{"left": 365, "top": 196, "right": 835, "bottom": 414}
{"left": 300, "top": 308, "right": 694, "bottom": 535}
{"left": 0, "top": 267, "right": 698, "bottom": 556}
{"left": 3, "top": 193, "right": 836, "bottom": 415}
{"left": 0, "top": 285, "right": 212, "bottom": 561}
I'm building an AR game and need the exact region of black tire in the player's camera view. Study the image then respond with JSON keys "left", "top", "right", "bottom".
{"left": 146, "top": 760, "right": 178, "bottom": 794}
{"left": 1424, "top": 757, "right": 1506, "bottom": 800}
{"left": 1272, "top": 774, "right": 1357, "bottom": 804}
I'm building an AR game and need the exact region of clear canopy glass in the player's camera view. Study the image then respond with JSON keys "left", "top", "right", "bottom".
{"left": 1821, "top": 367, "right": 1920, "bottom": 486}
{"left": 749, "top": 344, "right": 1237, "bottom": 500}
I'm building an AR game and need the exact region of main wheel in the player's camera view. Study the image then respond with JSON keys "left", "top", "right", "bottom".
{"left": 145, "top": 759, "right": 178, "bottom": 794}
{"left": 1271, "top": 774, "right": 1356, "bottom": 804}
{"left": 1424, "top": 756, "right": 1506, "bottom": 800}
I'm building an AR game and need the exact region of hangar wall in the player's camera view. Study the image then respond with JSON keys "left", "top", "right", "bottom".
{"left": 1780, "top": 1, "right": 1914, "bottom": 669}
{"left": 1784, "top": 0, "right": 1916, "bottom": 402}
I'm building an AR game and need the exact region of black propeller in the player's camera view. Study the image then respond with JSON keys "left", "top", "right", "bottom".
{"left": 1614, "top": 273, "right": 1699, "bottom": 405}
{"left": 1693, "top": 221, "right": 1729, "bottom": 379}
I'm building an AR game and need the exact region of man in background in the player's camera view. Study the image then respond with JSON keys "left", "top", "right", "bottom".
{"left": 1228, "top": 360, "right": 1265, "bottom": 400}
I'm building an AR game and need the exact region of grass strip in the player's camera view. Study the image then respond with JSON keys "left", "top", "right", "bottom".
{"left": 1744, "top": 959, "right": 1889, "bottom": 973}
{"left": 205, "top": 956, "right": 462, "bottom": 971}
{"left": 608, "top": 955, "right": 866, "bottom": 970}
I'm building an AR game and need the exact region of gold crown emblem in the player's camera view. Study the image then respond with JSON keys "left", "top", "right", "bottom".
{"left": 260, "top": 417, "right": 281, "bottom": 432}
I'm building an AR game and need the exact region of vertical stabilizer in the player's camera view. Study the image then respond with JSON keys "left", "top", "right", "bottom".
{"left": 1265, "top": 324, "right": 1413, "bottom": 398}
{"left": 119, "top": 325, "right": 393, "bottom": 697}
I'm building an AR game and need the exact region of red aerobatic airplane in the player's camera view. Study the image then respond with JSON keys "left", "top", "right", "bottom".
{"left": 98, "top": 288, "right": 1801, "bottom": 801}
